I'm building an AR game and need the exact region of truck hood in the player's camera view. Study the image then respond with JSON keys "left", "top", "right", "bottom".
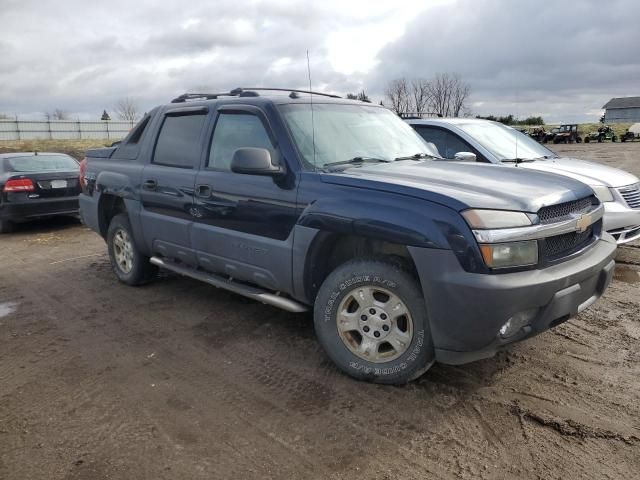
{"left": 321, "top": 160, "right": 593, "bottom": 213}
{"left": 519, "top": 157, "right": 639, "bottom": 188}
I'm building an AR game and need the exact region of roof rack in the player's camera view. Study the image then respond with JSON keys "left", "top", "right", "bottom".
{"left": 171, "top": 87, "right": 341, "bottom": 103}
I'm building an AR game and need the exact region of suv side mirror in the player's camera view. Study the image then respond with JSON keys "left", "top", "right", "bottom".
{"left": 231, "top": 148, "right": 283, "bottom": 175}
{"left": 454, "top": 151, "right": 477, "bottom": 162}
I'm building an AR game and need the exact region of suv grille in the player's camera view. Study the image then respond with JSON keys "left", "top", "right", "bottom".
{"left": 537, "top": 196, "right": 598, "bottom": 261}
{"left": 537, "top": 197, "right": 594, "bottom": 224}
{"left": 542, "top": 227, "right": 593, "bottom": 260}
{"left": 617, "top": 183, "right": 640, "bottom": 209}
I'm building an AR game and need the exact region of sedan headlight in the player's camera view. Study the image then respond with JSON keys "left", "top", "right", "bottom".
{"left": 588, "top": 185, "right": 613, "bottom": 203}
{"left": 462, "top": 209, "right": 532, "bottom": 229}
{"left": 479, "top": 241, "right": 538, "bottom": 269}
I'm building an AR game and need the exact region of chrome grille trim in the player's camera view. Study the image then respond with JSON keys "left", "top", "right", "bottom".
{"left": 617, "top": 183, "right": 640, "bottom": 209}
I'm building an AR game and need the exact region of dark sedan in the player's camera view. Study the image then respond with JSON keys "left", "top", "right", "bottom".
{"left": 0, "top": 152, "right": 81, "bottom": 233}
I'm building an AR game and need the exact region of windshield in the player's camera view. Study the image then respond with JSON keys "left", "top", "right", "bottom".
{"left": 455, "top": 121, "right": 557, "bottom": 161}
{"left": 5, "top": 155, "right": 79, "bottom": 172}
{"left": 279, "top": 103, "right": 439, "bottom": 169}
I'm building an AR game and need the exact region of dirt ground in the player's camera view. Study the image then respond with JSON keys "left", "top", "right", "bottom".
{"left": 1, "top": 143, "right": 639, "bottom": 480}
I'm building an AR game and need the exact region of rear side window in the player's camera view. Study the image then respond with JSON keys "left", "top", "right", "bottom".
{"left": 126, "top": 115, "right": 150, "bottom": 144}
{"left": 208, "top": 113, "right": 275, "bottom": 171}
{"left": 153, "top": 114, "right": 206, "bottom": 168}
{"left": 4, "top": 155, "right": 79, "bottom": 172}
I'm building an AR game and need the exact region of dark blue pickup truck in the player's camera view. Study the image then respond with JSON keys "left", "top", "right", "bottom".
{"left": 79, "top": 88, "right": 616, "bottom": 384}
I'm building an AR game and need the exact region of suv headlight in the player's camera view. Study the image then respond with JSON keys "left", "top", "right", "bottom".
{"left": 462, "top": 209, "right": 538, "bottom": 269}
{"left": 462, "top": 209, "right": 532, "bottom": 229}
{"left": 588, "top": 185, "right": 613, "bottom": 202}
{"left": 479, "top": 241, "right": 538, "bottom": 269}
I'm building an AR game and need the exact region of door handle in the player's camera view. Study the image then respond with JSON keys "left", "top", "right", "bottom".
{"left": 143, "top": 179, "right": 157, "bottom": 190}
{"left": 195, "top": 184, "right": 211, "bottom": 198}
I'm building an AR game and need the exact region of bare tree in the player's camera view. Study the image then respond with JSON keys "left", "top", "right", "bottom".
{"left": 384, "top": 78, "right": 410, "bottom": 115}
{"left": 426, "top": 73, "right": 470, "bottom": 117}
{"left": 49, "top": 109, "right": 70, "bottom": 120}
{"left": 410, "top": 78, "right": 431, "bottom": 115}
{"left": 114, "top": 97, "right": 140, "bottom": 122}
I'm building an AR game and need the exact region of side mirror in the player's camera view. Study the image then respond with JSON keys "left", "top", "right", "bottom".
{"left": 454, "top": 151, "right": 477, "bottom": 162}
{"left": 231, "top": 147, "right": 282, "bottom": 175}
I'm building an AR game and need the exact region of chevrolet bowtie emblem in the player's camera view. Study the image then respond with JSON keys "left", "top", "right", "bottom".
{"left": 575, "top": 213, "right": 592, "bottom": 233}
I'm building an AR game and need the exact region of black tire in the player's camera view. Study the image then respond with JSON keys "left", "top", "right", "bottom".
{"left": 598, "top": 136, "right": 603, "bottom": 143}
{"left": 313, "top": 259, "right": 434, "bottom": 384}
{"left": 576, "top": 136, "right": 582, "bottom": 143}
{"left": 585, "top": 136, "right": 590, "bottom": 143}
{"left": 107, "top": 213, "right": 157, "bottom": 286}
{"left": 0, "top": 218, "right": 14, "bottom": 234}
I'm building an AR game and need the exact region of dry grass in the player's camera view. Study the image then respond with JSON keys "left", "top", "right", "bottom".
{"left": 0, "top": 139, "right": 113, "bottom": 160}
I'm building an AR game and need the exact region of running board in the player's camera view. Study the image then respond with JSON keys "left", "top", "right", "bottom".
{"left": 149, "top": 256, "right": 308, "bottom": 313}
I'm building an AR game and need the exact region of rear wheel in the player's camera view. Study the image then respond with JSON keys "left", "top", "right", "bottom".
{"left": 107, "top": 213, "right": 157, "bottom": 285}
{"left": 584, "top": 136, "right": 590, "bottom": 143}
{"left": 314, "top": 259, "right": 434, "bottom": 384}
{"left": 0, "top": 218, "right": 14, "bottom": 234}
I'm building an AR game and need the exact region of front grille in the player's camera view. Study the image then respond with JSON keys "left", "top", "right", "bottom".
{"left": 617, "top": 183, "right": 640, "bottom": 209}
{"left": 537, "top": 197, "right": 594, "bottom": 224}
{"left": 537, "top": 196, "right": 598, "bottom": 261}
{"left": 542, "top": 227, "right": 593, "bottom": 260}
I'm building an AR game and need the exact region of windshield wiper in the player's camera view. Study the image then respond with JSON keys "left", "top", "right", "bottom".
{"left": 323, "top": 156, "right": 391, "bottom": 168}
{"left": 394, "top": 152, "right": 441, "bottom": 161}
{"left": 501, "top": 158, "right": 536, "bottom": 164}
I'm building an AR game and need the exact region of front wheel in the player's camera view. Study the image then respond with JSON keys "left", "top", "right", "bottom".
{"left": 107, "top": 213, "right": 157, "bottom": 285}
{"left": 314, "top": 259, "right": 434, "bottom": 384}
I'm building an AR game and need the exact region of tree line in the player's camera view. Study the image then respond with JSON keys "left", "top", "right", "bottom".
{"left": 475, "top": 114, "right": 545, "bottom": 126}
{"left": 0, "top": 98, "right": 143, "bottom": 122}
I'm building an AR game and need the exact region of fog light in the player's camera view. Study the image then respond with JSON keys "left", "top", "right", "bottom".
{"left": 499, "top": 308, "right": 538, "bottom": 338}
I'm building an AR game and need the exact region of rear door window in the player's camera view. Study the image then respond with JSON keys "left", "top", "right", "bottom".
{"left": 153, "top": 114, "right": 206, "bottom": 168}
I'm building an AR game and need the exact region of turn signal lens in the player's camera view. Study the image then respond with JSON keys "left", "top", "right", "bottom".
{"left": 3, "top": 178, "right": 35, "bottom": 192}
{"left": 462, "top": 209, "right": 532, "bottom": 229}
{"left": 480, "top": 241, "right": 538, "bottom": 268}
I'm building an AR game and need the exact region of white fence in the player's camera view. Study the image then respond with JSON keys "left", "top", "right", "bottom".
{"left": 0, "top": 120, "right": 136, "bottom": 141}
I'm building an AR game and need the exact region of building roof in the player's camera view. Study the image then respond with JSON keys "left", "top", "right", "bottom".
{"left": 602, "top": 97, "right": 640, "bottom": 109}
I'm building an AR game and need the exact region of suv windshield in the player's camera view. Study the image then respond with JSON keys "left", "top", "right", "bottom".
{"left": 279, "top": 103, "right": 438, "bottom": 169}
{"left": 455, "top": 121, "right": 557, "bottom": 161}
{"left": 5, "top": 154, "right": 79, "bottom": 172}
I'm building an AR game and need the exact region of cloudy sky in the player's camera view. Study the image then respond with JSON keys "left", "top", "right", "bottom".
{"left": 1, "top": 0, "right": 638, "bottom": 122}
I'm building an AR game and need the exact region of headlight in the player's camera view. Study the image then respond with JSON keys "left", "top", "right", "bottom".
{"left": 479, "top": 241, "right": 538, "bottom": 268}
{"left": 588, "top": 185, "right": 613, "bottom": 202}
{"left": 462, "top": 209, "right": 532, "bottom": 229}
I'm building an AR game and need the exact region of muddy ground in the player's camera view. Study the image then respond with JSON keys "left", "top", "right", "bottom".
{"left": 1, "top": 143, "right": 639, "bottom": 479}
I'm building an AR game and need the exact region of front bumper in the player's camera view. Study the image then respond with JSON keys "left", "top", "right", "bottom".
{"left": 1, "top": 196, "right": 79, "bottom": 222}
{"left": 603, "top": 200, "right": 640, "bottom": 244}
{"left": 408, "top": 233, "right": 617, "bottom": 365}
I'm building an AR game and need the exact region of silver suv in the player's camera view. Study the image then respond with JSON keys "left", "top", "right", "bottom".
{"left": 408, "top": 118, "right": 640, "bottom": 244}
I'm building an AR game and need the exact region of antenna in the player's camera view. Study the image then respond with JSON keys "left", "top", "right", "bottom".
{"left": 515, "top": 90, "right": 519, "bottom": 164}
{"left": 307, "top": 50, "right": 317, "bottom": 169}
